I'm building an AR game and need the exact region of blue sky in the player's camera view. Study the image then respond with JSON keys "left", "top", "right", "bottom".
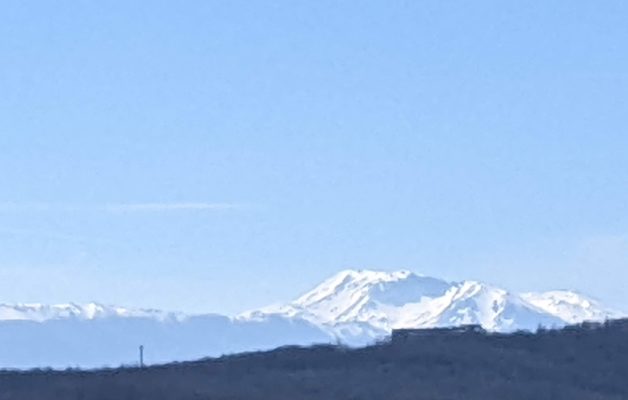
{"left": 1, "top": 1, "right": 627, "bottom": 314}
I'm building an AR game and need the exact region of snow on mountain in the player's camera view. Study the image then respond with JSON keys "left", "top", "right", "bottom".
{"left": 242, "top": 270, "right": 453, "bottom": 332}
{"left": 521, "top": 291, "right": 623, "bottom": 324}
{"left": 0, "top": 302, "right": 180, "bottom": 322}
{"left": 0, "top": 269, "right": 623, "bottom": 368}
{"left": 241, "top": 269, "right": 620, "bottom": 339}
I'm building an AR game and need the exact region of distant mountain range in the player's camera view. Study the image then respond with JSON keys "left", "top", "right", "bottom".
{"left": 0, "top": 270, "right": 623, "bottom": 369}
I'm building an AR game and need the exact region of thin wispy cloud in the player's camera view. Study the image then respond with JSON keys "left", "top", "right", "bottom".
{"left": 105, "top": 203, "right": 239, "bottom": 212}
{"left": 0, "top": 227, "right": 90, "bottom": 242}
{"left": 0, "top": 202, "right": 241, "bottom": 213}
{"left": 0, "top": 202, "right": 57, "bottom": 212}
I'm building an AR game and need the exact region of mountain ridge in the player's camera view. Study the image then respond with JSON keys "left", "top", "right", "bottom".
{"left": 240, "top": 269, "right": 620, "bottom": 337}
{"left": 2, "top": 269, "right": 620, "bottom": 330}
{"left": 0, "top": 269, "right": 623, "bottom": 368}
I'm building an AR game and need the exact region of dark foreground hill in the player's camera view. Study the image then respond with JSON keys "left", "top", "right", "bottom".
{"left": 2, "top": 320, "right": 628, "bottom": 400}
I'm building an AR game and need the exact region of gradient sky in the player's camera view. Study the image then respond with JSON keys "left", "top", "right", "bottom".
{"left": 1, "top": 1, "right": 627, "bottom": 315}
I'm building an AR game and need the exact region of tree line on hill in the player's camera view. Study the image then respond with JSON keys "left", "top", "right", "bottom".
{"left": 1, "top": 319, "right": 628, "bottom": 400}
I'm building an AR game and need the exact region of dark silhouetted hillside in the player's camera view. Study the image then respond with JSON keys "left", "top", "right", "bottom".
{"left": 2, "top": 319, "right": 628, "bottom": 400}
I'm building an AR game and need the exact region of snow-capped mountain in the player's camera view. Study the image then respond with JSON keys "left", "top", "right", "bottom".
{"left": 241, "top": 269, "right": 621, "bottom": 341}
{"left": 521, "top": 291, "right": 623, "bottom": 324}
{"left": 0, "top": 302, "right": 179, "bottom": 322}
{"left": 0, "top": 269, "right": 623, "bottom": 369}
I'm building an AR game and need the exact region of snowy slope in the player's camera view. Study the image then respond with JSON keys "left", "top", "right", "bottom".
{"left": 241, "top": 269, "right": 620, "bottom": 339}
{"left": 0, "top": 302, "right": 178, "bottom": 322}
{"left": 521, "top": 291, "right": 623, "bottom": 324}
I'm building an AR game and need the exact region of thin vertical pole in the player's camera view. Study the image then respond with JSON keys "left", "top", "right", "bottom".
{"left": 139, "top": 345, "right": 144, "bottom": 368}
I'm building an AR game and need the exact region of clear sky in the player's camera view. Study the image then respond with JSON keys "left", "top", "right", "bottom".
{"left": 1, "top": 1, "right": 627, "bottom": 315}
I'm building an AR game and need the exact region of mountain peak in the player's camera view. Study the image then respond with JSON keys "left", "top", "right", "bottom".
{"left": 329, "top": 269, "right": 414, "bottom": 282}
{"left": 244, "top": 269, "right": 621, "bottom": 338}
